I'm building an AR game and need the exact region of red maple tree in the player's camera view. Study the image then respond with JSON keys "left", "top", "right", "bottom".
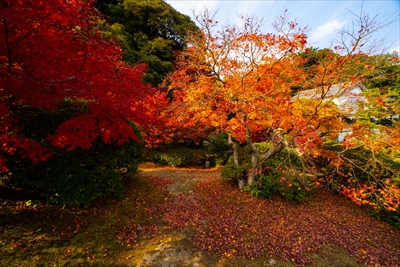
{"left": 0, "top": 0, "right": 154, "bottom": 170}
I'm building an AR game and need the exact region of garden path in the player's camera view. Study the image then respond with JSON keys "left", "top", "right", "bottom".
{"left": 117, "top": 164, "right": 224, "bottom": 267}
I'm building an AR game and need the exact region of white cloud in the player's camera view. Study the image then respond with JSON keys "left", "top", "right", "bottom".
{"left": 387, "top": 41, "right": 400, "bottom": 54}
{"left": 166, "top": 1, "right": 220, "bottom": 18}
{"left": 309, "top": 15, "right": 347, "bottom": 45}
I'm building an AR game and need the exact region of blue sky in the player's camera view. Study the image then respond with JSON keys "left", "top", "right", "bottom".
{"left": 165, "top": 0, "right": 400, "bottom": 54}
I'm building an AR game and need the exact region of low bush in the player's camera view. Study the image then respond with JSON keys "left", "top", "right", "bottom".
{"left": 204, "top": 132, "right": 232, "bottom": 166}
{"left": 243, "top": 174, "right": 279, "bottom": 198}
{"left": 316, "top": 142, "right": 400, "bottom": 191}
{"left": 223, "top": 142, "right": 315, "bottom": 201}
{"left": 221, "top": 156, "right": 248, "bottom": 185}
{"left": 8, "top": 138, "right": 143, "bottom": 206}
{"left": 243, "top": 171, "right": 315, "bottom": 202}
{"left": 144, "top": 145, "right": 194, "bottom": 167}
{"left": 315, "top": 141, "right": 400, "bottom": 228}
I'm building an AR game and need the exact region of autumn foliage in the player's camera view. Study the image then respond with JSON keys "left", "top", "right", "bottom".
{"left": 0, "top": 0, "right": 154, "bottom": 172}
{"left": 164, "top": 9, "right": 400, "bottom": 213}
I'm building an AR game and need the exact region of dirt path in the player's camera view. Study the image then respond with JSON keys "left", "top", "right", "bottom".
{"left": 115, "top": 165, "right": 224, "bottom": 267}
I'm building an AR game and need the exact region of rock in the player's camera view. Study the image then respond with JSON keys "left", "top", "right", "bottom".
{"left": 269, "top": 259, "right": 277, "bottom": 265}
{"left": 202, "top": 140, "right": 210, "bottom": 146}
{"left": 159, "top": 261, "right": 170, "bottom": 267}
{"left": 143, "top": 251, "right": 160, "bottom": 263}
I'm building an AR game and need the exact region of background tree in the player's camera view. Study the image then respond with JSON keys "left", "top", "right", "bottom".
{"left": 136, "top": 90, "right": 214, "bottom": 147}
{"left": 95, "top": 0, "right": 199, "bottom": 85}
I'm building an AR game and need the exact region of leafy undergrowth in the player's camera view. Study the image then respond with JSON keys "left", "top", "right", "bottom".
{"left": 0, "top": 175, "right": 167, "bottom": 267}
{"left": 159, "top": 176, "right": 400, "bottom": 266}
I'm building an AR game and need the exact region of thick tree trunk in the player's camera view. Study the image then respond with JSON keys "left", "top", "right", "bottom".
{"left": 245, "top": 127, "right": 258, "bottom": 186}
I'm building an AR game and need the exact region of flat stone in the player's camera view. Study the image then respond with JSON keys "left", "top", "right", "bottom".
{"left": 159, "top": 261, "right": 170, "bottom": 267}
{"left": 143, "top": 251, "right": 160, "bottom": 263}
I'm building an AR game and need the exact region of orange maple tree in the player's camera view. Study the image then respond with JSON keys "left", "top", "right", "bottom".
{"left": 164, "top": 8, "right": 400, "bottom": 211}
{"left": 137, "top": 90, "right": 214, "bottom": 147}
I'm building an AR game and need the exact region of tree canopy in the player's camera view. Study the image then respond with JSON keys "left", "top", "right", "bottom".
{"left": 95, "top": 0, "right": 199, "bottom": 85}
{"left": 0, "top": 0, "right": 153, "bottom": 171}
{"left": 162, "top": 8, "right": 400, "bottom": 211}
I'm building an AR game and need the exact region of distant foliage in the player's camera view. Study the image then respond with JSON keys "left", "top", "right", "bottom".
{"left": 205, "top": 132, "right": 232, "bottom": 166}
{"left": 95, "top": 0, "right": 199, "bottom": 85}
{"left": 145, "top": 145, "right": 194, "bottom": 167}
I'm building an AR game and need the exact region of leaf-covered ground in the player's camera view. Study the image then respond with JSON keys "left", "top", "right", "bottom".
{"left": 156, "top": 175, "right": 400, "bottom": 266}
{"left": 1, "top": 166, "right": 399, "bottom": 267}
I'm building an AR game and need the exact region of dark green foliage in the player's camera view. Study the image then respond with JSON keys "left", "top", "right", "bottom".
{"left": 238, "top": 142, "right": 314, "bottom": 201}
{"left": 317, "top": 142, "right": 400, "bottom": 191}
{"left": 221, "top": 156, "right": 248, "bottom": 184}
{"left": 243, "top": 174, "right": 278, "bottom": 198}
{"left": 204, "top": 132, "right": 232, "bottom": 166}
{"left": 385, "top": 209, "right": 400, "bottom": 229}
{"left": 95, "top": 0, "right": 199, "bottom": 85}
{"left": 145, "top": 145, "right": 194, "bottom": 167}
{"left": 277, "top": 174, "right": 314, "bottom": 202}
{"left": 370, "top": 208, "right": 400, "bottom": 229}
{"left": 9, "top": 139, "right": 142, "bottom": 206}
{"left": 4, "top": 102, "right": 143, "bottom": 206}
{"left": 244, "top": 171, "right": 314, "bottom": 202}
{"left": 365, "top": 52, "right": 400, "bottom": 94}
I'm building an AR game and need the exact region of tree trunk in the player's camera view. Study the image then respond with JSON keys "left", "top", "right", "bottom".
{"left": 245, "top": 127, "right": 258, "bottom": 185}
{"left": 228, "top": 133, "right": 245, "bottom": 189}
{"left": 259, "top": 141, "right": 285, "bottom": 162}
{"left": 227, "top": 133, "right": 240, "bottom": 165}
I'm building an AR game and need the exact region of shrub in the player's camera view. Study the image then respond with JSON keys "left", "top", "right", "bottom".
{"left": 277, "top": 173, "right": 315, "bottom": 202}
{"left": 315, "top": 142, "right": 400, "bottom": 227}
{"left": 242, "top": 142, "right": 314, "bottom": 201}
{"left": 243, "top": 174, "right": 279, "bottom": 198}
{"left": 221, "top": 156, "right": 248, "bottom": 185}
{"left": 204, "top": 132, "right": 232, "bottom": 166}
{"left": 318, "top": 142, "right": 399, "bottom": 188}
{"left": 145, "top": 145, "right": 194, "bottom": 167}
